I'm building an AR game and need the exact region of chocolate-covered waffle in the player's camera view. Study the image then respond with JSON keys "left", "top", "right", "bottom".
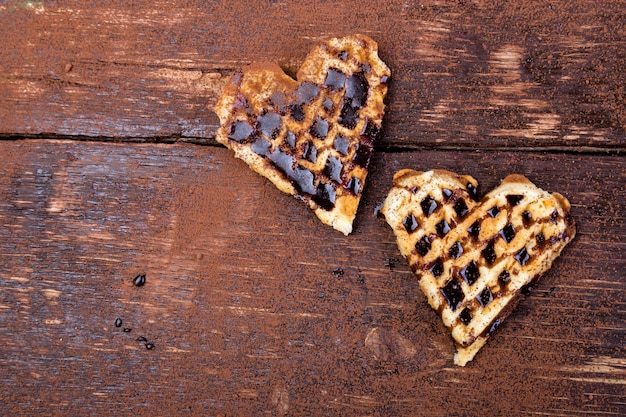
{"left": 380, "top": 169, "right": 575, "bottom": 365}
{"left": 215, "top": 35, "right": 390, "bottom": 235}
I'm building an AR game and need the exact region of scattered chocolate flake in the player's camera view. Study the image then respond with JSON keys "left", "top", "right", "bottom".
{"left": 549, "top": 209, "right": 560, "bottom": 224}
{"left": 133, "top": 274, "right": 146, "bottom": 287}
{"left": 267, "top": 150, "right": 295, "bottom": 186}
{"left": 331, "top": 267, "right": 345, "bottom": 278}
{"left": 136, "top": 336, "right": 148, "bottom": 342}
{"left": 322, "top": 97, "right": 334, "bottom": 112}
{"left": 123, "top": 328, "right": 132, "bottom": 333}
{"left": 115, "top": 318, "right": 122, "bottom": 328}
{"left": 361, "top": 118, "right": 379, "bottom": 141}
{"left": 229, "top": 120, "right": 254, "bottom": 142}
{"left": 352, "top": 142, "right": 372, "bottom": 168}
{"left": 269, "top": 91, "right": 287, "bottom": 112}
{"left": 383, "top": 258, "right": 397, "bottom": 269}
{"left": 145, "top": 342, "right": 155, "bottom": 350}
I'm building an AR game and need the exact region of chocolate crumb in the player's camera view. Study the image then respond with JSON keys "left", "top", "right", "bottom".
{"left": 331, "top": 267, "right": 345, "bottom": 278}
{"left": 133, "top": 274, "right": 146, "bottom": 287}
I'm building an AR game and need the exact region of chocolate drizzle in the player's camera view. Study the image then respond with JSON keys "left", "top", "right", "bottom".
{"left": 441, "top": 279, "right": 464, "bottom": 311}
{"left": 481, "top": 240, "right": 496, "bottom": 265}
{"left": 403, "top": 213, "right": 419, "bottom": 233}
{"left": 430, "top": 257, "right": 444, "bottom": 278}
{"left": 449, "top": 241, "right": 463, "bottom": 259}
{"left": 229, "top": 120, "right": 254, "bottom": 142}
{"left": 251, "top": 137, "right": 272, "bottom": 156}
{"left": 312, "top": 182, "right": 336, "bottom": 211}
{"left": 421, "top": 196, "right": 438, "bottom": 217}
{"left": 416, "top": 235, "right": 432, "bottom": 257}
{"left": 324, "top": 156, "right": 343, "bottom": 183}
{"left": 324, "top": 68, "right": 346, "bottom": 91}
{"left": 459, "top": 308, "right": 473, "bottom": 325}
{"left": 310, "top": 116, "right": 329, "bottom": 139}
{"left": 436, "top": 219, "right": 451, "bottom": 237}
{"left": 381, "top": 170, "right": 576, "bottom": 365}
{"left": 258, "top": 111, "right": 281, "bottom": 138}
{"left": 460, "top": 260, "right": 480, "bottom": 286}
{"left": 221, "top": 39, "right": 388, "bottom": 220}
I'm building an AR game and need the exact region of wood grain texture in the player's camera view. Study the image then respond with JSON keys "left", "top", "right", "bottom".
{"left": 0, "top": 140, "right": 624, "bottom": 416}
{"left": 1, "top": 1, "right": 625, "bottom": 149}
{"left": 1, "top": 0, "right": 624, "bottom": 415}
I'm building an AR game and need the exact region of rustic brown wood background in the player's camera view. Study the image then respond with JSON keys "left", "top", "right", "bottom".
{"left": 1, "top": 1, "right": 624, "bottom": 416}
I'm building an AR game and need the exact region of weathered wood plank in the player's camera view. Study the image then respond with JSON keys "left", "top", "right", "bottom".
{"left": 0, "top": 1, "right": 625, "bottom": 148}
{"left": 0, "top": 140, "right": 623, "bottom": 415}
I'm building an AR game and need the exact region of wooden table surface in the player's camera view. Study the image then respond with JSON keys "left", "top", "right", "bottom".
{"left": 1, "top": 1, "right": 624, "bottom": 415}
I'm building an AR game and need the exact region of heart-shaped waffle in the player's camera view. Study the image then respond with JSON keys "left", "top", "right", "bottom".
{"left": 214, "top": 35, "right": 390, "bottom": 235}
{"left": 380, "top": 169, "right": 576, "bottom": 365}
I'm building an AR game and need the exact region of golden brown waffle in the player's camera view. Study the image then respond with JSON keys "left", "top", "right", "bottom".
{"left": 215, "top": 35, "right": 390, "bottom": 235}
{"left": 380, "top": 169, "right": 576, "bottom": 365}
